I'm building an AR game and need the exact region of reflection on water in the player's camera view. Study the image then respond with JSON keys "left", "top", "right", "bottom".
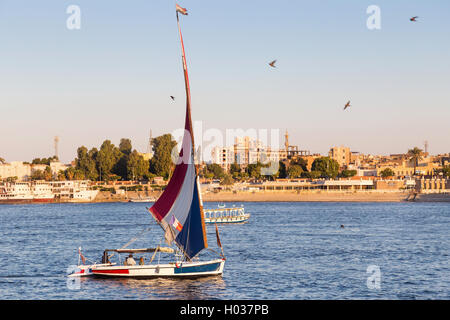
{"left": 89, "top": 276, "right": 227, "bottom": 300}
{"left": 1, "top": 202, "right": 449, "bottom": 299}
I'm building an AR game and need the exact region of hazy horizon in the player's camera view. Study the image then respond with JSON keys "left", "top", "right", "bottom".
{"left": 1, "top": 1, "right": 449, "bottom": 163}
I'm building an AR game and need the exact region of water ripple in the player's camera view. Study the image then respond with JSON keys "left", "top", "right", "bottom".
{"left": 0, "top": 202, "right": 449, "bottom": 299}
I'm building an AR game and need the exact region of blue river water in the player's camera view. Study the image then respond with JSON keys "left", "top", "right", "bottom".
{"left": 0, "top": 201, "right": 448, "bottom": 300}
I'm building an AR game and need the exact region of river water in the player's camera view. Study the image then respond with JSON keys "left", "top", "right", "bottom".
{"left": 0, "top": 202, "right": 448, "bottom": 299}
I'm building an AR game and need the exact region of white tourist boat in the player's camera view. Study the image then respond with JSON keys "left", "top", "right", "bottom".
{"left": 0, "top": 181, "right": 54, "bottom": 204}
{"left": 74, "top": 5, "right": 225, "bottom": 279}
{"left": 51, "top": 181, "right": 99, "bottom": 202}
{"left": 0, "top": 180, "right": 99, "bottom": 204}
{"left": 204, "top": 206, "right": 251, "bottom": 224}
{"left": 32, "top": 182, "right": 55, "bottom": 203}
{"left": 128, "top": 196, "right": 156, "bottom": 203}
{"left": 91, "top": 248, "right": 224, "bottom": 278}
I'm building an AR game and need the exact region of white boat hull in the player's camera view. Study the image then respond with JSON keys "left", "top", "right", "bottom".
{"left": 204, "top": 214, "right": 250, "bottom": 224}
{"left": 203, "top": 207, "right": 250, "bottom": 224}
{"left": 128, "top": 199, "right": 155, "bottom": 203}
{"left": 68, "top": 263, "right": 114, "bottom": 277}
{"left": 91, "top": 259, "right": 225, "bottom": 278}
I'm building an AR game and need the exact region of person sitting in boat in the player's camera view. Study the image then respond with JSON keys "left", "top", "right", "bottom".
{"left": 124, "top": 254, "right": 136, "bottom": 266}
{"left": 101, "top": 251, "right": 110, "bottom": 264}
{"left": 139, "top": 257, "right": 145, "bottom": 265}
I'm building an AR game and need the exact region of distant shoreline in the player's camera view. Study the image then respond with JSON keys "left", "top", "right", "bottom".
{"left": 2, "top": 191, "right": 449, "bottom": 204}
{"left": 94, "top": 190, "right": 450, "bottom": 203}
{"left": 202, "top": 191, "right": 408, "bottom": 202}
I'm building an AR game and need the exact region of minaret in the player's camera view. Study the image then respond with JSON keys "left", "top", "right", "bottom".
{"left": 284, "top": 129, "right": 289, "bottom": 152}
{"left": 54, "top": 136, "right": 59, "bottom": 160}
{"left": 146, "top": 129, "right": 153, "bottom": 155}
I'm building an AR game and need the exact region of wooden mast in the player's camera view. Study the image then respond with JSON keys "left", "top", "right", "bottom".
{"left": 176, "top": 10, "right": 208, "bottom": 250}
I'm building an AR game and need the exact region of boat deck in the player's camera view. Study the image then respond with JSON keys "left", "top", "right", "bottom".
{"left": 203, "top": 207, "right": 250, "bottom": 224}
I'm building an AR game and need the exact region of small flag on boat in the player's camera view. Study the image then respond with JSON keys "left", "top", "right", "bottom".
{"left": 176, "top": 4, "right": 188, "bottom": 15}
{"left": 215, "top": 224, "right": 222, "bottom": 249}
{"left": 215, "top": 223, "right": 225, "bottom": 259}
{"left": 78, "top": 247, "right": 86, "bottom": 265}
{"left": 170, "top": 215, "right": 183, "bottom": 232}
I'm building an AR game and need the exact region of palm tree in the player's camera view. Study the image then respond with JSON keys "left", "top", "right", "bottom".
{"left": 407, "top": 147, "right": 423, "bottom": 176}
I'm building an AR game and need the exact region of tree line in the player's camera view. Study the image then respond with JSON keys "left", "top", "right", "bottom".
{"left": 200, "top": 156, "right": 348, "bottom": 185}
{"left": 2, "top": 143, "right": 449, "bottom": 183}
{"left": 70, "top": 135, "right": 178, "bottom": 182}
{"left": 26, "top": 138, "right": 346, "bottom": 183}
{"left": 27, "top": 134, "right": 178, "bottom": 182}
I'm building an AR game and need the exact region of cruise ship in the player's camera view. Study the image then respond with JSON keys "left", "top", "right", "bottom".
{"left": 0, "top": 180, "right": 99, "bottom": 204}
{"left": 0, "top": 181, "right": 54, "bottom": 204}
{"left": 51, "top": 180, "right": 99, "bottom": 202}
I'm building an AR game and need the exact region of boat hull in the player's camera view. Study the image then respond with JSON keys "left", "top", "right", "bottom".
{"left": 0, "top": 199, "right": 33, "bottom": 204}
{"left": 32, "top": 198, "right": 55, "bottom": 203}
{"left": 68, "top": 265, "right": 94, "bottom": 277}
{"left": 203, "top": 207, "right": 250, "bottom": 224}
{"left": 68, "top": 263, "right": 115, "bottom": 277}
{"left": 0, "top": 198, "right": 55, "bottom": 204}
{"left": 205, "top": 214, "right": 250, "bottom": 224}
{"left": 91, "top": 259, "right": 225, "bottom": 278}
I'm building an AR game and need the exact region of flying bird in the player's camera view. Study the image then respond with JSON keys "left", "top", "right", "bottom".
{"left": 410, "top": 16, "right": 419, "bottom": 22}
{"left": 344, "top": 100, "right": 351, "bottom": 110}
{"left": 170, "top": 96, "right": 175, "bottom": 101}
{"left": 268, "top": 60, "right": 277, "bottom": 68}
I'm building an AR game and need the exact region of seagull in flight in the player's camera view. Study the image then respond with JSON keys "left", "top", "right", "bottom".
{"left": 344, "top": 100, "right": 351, "bottom": 110}
{"left": 268, "top": 60, "right": 277, "bottom": 68}
{"left": 170, "top": 96, "right": 175, "bottom": 101}
{"left": 410, "top": 16, "right": 419, "bottom": 22}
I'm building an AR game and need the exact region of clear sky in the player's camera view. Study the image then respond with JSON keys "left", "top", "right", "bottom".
{"left": 1, "top": 0, "right": 449, "bottom": 163}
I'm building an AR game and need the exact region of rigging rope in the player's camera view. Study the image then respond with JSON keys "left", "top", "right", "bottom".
{"left": 120, "top": 226, "right": 152, "bottom": 250}
{"left": 107, "top": 226, "right": 152, "bottom": 260}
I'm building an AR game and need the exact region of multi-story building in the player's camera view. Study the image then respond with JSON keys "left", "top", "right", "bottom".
{"left": 0, "top": 161, "right": 70, "bottom": 181}
{"left": 49, "top": 161, "right": 69, "bottom": 176}
{"left": 211, "top": 146, "right": 235, "bottom": 171}
{"left": 0, "top": 161, "right": 32, "bottom": 180}
{"left": 329, "top": 146, "right": 351, "bottom": 168}
{"left": 376, "top": 159, "right": 441, "bottom": 177}
{"left": 51, "top": 180, "right": 98, "bottom": 201}
{"left": 211, "top": 136, "right": 288, "bottom": 171}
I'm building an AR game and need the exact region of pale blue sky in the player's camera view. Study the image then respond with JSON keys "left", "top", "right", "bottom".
{"left": 1, "top": 0, "right": 449, "bottom": 163}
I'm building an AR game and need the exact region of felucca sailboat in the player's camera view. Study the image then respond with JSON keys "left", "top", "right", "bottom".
{"left": 88, "top": 4, "right": 226, "bottom": 278}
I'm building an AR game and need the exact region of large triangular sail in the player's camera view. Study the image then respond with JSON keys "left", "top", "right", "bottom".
{"left": 148, "top": 5, "right": 208, "bottom": 260}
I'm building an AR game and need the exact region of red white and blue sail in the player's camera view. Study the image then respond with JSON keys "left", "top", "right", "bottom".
{"left": 148, "top": 5, "right": 208, "bottom": 260}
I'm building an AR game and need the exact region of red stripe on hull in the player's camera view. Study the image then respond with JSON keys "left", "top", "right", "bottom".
{"left": 0, "top": 199, "right": 33, "bottom": 204}
{"left": 32, "top": 198, "right": 54, "bottom": 203}
{"left": 92, "top": 269, "right": 130, "bottom": 275}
